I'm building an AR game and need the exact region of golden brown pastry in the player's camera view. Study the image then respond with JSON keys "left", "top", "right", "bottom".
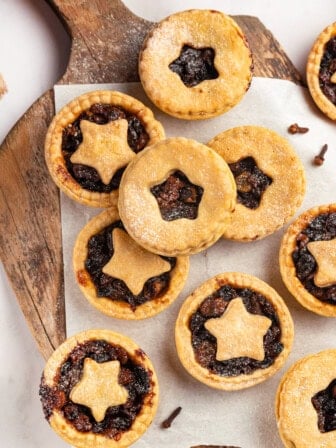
{"left": 276, "top": 349, "right": 336, "bottom": 447}
{"left": 39, "top": 329, "right": 159, "bottom": 448}
{"left": 45, "top": 90, "right": 165, "bottom": 207}
{"left": 207, "top": 126, "right": 306, "bottom": 241}
{"left": 307, "top": 21, "right": 336, "bottom": 120}
{"left": 73, "top": 208, "right": 189, "bottom": 319}
{"left": 279, "top": 203, "right": 336, "bottom": 317}
{"left": 139, "top": 9, "right": 253, "bottom": 119}
{"left": 175, "top": 272, "right": 294, "bottom": 390}
{"left": 118, "top": 137, "right": 236, "bottom": 256}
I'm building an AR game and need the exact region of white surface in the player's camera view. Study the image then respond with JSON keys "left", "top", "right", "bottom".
{"left": 0, "top": 1, "right": 335, "bottom": 447}
{"left": 56, "top": 78, "right": 335, "bottom": 448}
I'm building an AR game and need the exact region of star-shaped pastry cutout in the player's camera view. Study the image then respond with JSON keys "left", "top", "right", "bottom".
{"left": 102, "top": 228, "right": 171, "bottom": 295}
{"left": 70, "top": 119, "right": 135, "bottom": 185}
{"left": 204, "top": 297, "right": 272, "bottom": 362}
{"left": 70, "top": 358, "right": 129, "bottom": 422}
{"left": 331, "top": 72, "right": 336, "bottom": 83}
{"left": 307, "top": 238, "right": 336, "bottom": 287}
{"left": 312, "top": 378, "right": 336, "bottom": 433}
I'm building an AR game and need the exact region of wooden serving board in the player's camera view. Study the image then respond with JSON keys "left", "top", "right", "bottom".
{"left": 0, "top": 0, "right": 302, "bottom": 361}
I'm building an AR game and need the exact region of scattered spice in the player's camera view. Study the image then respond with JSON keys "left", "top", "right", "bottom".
{"left": 0, "top": 73, "right": 8, "bottom": 99}
{"left": 313, "top": 144, "right": 328, "bottom": 166}
{"left": 161, "top": 406, "right": 182, "bottom": 428}
{"left": 288, "top": 123, "right": 309, "bottom": 134}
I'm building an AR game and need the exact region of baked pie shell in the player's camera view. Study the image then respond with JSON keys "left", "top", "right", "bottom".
{"left": 118, "top": 137, "right": 236, "bottom": 256}
{"left": 139, "top": 9, "right": 253, "bottom": 120}
{"left": 43, "top": 329, "right": 159, "bottom": 448}
{"left": 279, "top": 203, "right": 336, "bottom": 317}
{"left": 207, "top": 126, "right": 306, "bottom": 241}
{"left": 275, "top": 349, "right": 336, "bottom": 448}
{"left": 306, "top": 22, "right": 336, "bottom": 121}
{"left": 45, "top": 90, "right": 165, "bottom": 207}
{"left": 73, "top": 207, "right": 189, "bottom": 319}
{"left": 175, "top": 272, "right": 294, "bottom": 391}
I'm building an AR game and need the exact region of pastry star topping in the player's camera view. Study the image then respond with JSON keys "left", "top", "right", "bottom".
{"left": 307, "top": 238, "right": 336, "bottom": 287}
{"left": 70, "top": 358, "right": 128, "bottom": 422}
{"left": 331, "top": 72, "right": 336, "bottom": 83}
{"left": 204, "top": 297, "right": 272, "bottom": 362}
{"left": 102, "top": 228, "right": 171, "bottom": 295}
{"left": 70, "top": 119, "right": 134, "bottom": 185}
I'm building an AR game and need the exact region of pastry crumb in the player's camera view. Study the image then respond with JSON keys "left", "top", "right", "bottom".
{"left": 0, "top": 73, "right": 8, "bottom": 99}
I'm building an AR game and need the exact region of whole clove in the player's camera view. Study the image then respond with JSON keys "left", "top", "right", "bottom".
{"left": 190, "top": 445, "right": 241, "bottom": 448}
{"left": 288, "top": 123, "right": 309, "bottom": 134}
{"left": 313, "top": 144, "right": 328, "bottom": 166}
{"left": 161, "top": 406, "right": 182, "bottom": 428}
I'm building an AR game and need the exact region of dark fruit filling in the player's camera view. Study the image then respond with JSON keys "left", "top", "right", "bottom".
{"left": 85, "top": 221, "right": 176, "bottom": 309}
{"left": 292, "top": 212, "right": 336, "bottom": 304}
{"left": 312, "top": 378, "right": 336, "bottom": 433}
{"left": 228, "top": 156, "right": 273, "bottom": 209}
{"left": 190, "top": 283, "right": 283, "bottom": 376}
{"left": 150, "top": 170, "right": 204, "bottom": 221}
{"left": 319, "top": 37, "right": 336, "bottom": 105}
{"left": 169, "top": 44, "right": 219, "bottom": 87}
{"left": 62, "top": 103, "right": 149, "bottom": 192}
{"left": 39, "top": 339, "right": 152, "bottom": 439}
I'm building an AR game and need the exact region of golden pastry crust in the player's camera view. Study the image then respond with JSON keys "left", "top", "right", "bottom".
{"left": 279, "top": 203, "right": 336, "bottom": 317}
{"left": 118, "top": 137, "right": 236, "bottom": 256}
{"left": 276, "top": 349, "right": 336, "bottom": 448}
{"left": 42, "top": 329, "right": 159, "bottom": 448}
{"left": 207, "top": 126, "right": 306, "bottom": 241}
{"left": 73, "top": 208, "right": 189, "bottom": 319}
{"left": 45, "top": 90, "right": 165, "bottom": 207}
{"left": 175, "top": 272, "right": 294, "bottom": 391}
{"left": 139, "top": 9, "right": 253, "bottom": 120}
{"left": 307, "top": 22, "right": 336, "bottom": 120}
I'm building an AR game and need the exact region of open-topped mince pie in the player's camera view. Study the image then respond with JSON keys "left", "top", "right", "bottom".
{"left": 307, "top": 22, "right": 336, "bottom": 120}
{"left": 207, "top": 126, "right": 306, "bottom": 241}
{"left": 45, "top": 90, "right": 165, "bottom": 207}
{"left": 175, "top": 272, "right": 294, "bottom": 390}
{"left": 280, "top": 203, "right": 336, "bottom": 317}
{"left": 139, "top": 9, "right": 253, "bottom": 120}
{"left": 73, "top": 208, "right": 189, "bottom": 319}
{"left": 39, "top": 329, "right": 158, "bottom": 448}
{"left": 276, "top": 349, "right": 336, "bottom": 448}
{"left": 118, "top": 137, "right": 236, "bottom": 256}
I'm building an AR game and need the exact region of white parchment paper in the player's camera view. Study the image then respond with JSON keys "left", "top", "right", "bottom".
{"left": 55, "top": 78, "right": 335, "bottom": 448}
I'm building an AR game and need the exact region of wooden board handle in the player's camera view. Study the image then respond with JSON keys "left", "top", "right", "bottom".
{"left": 47, "top": 0, "right": 152, "bottom": 84}
{"left": 0, "top": 1, "right": 302, "bottom": 361}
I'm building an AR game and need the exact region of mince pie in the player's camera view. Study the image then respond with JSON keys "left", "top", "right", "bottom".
{"left": 207, "top": 126, "right": 306, "bottom": 241}
{"left": 73, "top": 208, "right": 189, "bottom": 319}
{"left": 175, "top": 272, "right": 294, "bottom": 390}
{"left": 139, "top": 9, "right": 253, "bottom": 120}
{"left": 276, "top": 349, "right": 336, "bottom": 447}
{"left": 39, "top": 329, "right": 158, "bottom": 448}
{"left": 118, "top": 137, "right": 236, "bottom": 256}
{"left": 307, "top": 22, "right": 336, "bottom": 120}
{"left": 279, "top": 203, "right": 336, "bottom": 317}
{"left": 45, "top": 90, "right": 165, "bottom": 207}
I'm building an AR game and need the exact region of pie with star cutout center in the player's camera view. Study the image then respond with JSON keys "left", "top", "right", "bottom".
{"left": 279, "top": 203, "right": 336, "bottom": 317}
{"left": 39, "top": 329, "right": 159, "bottom": 448}
{"left": 118, "top": 137, "right": 236, "bottom": 256}
{"left": 45, "top": 90, "right": 165, "bottom": 207}
{"left": 175, "top": 272, "right": 294, "bottom": 390}
{"left": 139, "top": 9, "right": 253, "bottom": 119}
{"left": 73, "top": 208, "right": 189, "bottom": 319}
{"left": 276, "top": 349, "right": 336, "bottom": 448}
{"left": 207, "top": 126, "right": 306, "bottom": 241}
